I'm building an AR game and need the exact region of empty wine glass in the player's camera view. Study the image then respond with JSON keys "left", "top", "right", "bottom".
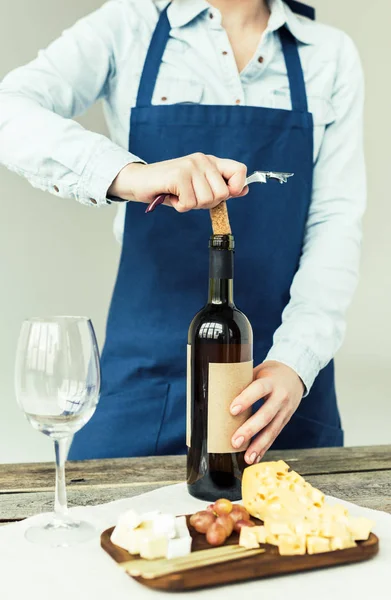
{"left": 15, "top": 316, "right": 101, "bottom": 546}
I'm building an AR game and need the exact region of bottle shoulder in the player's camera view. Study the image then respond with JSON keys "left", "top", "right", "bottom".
{"left": 188, "top": 304, "right": 253, "bottom": 345}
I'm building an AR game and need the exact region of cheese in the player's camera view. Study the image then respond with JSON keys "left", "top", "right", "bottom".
{"left": 254, "top": 526, "right": 267, "bottom": 544}
{"left": 347, "top": 517, "right": 374, "bottom": 541}
{"left": 241, "top": 460, "right": 374, "bottom": 558}
{"left": 318, "top": 520, "right": 349, "bottom": 539}
{"left": 278, "top": 535, "right": 306, "bottom": 556}
{"left": 239, "top": 527, "right": 260, "bottom": 549}
{"left": 151, "top": 513, "right": 176, "bottom": 539}
{"left": 307, "top": 536, "right": 331, "bottom": 554}
{"left": 265, "top": 520, "right": 293, "bottom": 536}
{"left": 330, "top": 536, "right": 357, "bottom": 551}
{"left": 166, "top": 516, "right": 192, "bottom": 559}
{"left": 139, "top": 534, "right": 168, "bottom": 560}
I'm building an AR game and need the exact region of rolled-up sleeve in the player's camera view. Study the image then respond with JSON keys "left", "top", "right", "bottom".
{"left": 0, "top": 0, "right": 141, "bottom": 206}
{"left": 266, "top": 32, "right": 366, "bottom": 394}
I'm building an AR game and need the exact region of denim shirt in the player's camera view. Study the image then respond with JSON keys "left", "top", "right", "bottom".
{"left": 0, "top": 0, "right": 366, "bottom": 393}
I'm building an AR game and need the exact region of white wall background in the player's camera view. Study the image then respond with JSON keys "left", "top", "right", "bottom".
{"left": 0, "top": 0, "right": 390, "bottom": 463}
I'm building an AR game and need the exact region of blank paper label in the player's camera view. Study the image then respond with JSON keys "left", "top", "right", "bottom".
{"left": 207, "top": 360, "right": 253, "bottom": 453}
{"left": 186, "top": 345, "right": 191, "bottom": 447}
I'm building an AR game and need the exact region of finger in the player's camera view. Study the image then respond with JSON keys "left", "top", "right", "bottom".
{"left": 173, "top": 178, "right": 197, "bottom": 213}
{"left": 204, "top": 168, "right": 230, "bottom": 206}
{"left": 230, "top": 376, "right": 273, "bottom": 415}
{"left": 191, "top": 171, "right": 215, "bottom": 209}
{"left": 207, "top": 156, "right": 247, "bottom": 197}
{"left": 244, "top": 410, "right": 290, "bottom": 464}
{"left": 231, "top": 393, "right": 281, "bottom": 451}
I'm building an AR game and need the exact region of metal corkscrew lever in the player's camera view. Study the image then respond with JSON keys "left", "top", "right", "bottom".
{"left": 145, "top": 171, "right": 294, "bottom": 213}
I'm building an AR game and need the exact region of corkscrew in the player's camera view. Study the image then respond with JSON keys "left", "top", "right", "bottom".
{"left": 145, "top": 171, "right": 294, "bottom": 213}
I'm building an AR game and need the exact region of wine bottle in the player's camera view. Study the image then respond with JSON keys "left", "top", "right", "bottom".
{"left": 187, "top": 234, "right": 253, "bottom": 502}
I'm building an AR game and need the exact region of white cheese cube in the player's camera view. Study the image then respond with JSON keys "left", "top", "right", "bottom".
{"left": 151, "top": 513, "right": 176, "bottom": 539}
{"left": 167, "top": 536, "right": 192, "bottom": 559}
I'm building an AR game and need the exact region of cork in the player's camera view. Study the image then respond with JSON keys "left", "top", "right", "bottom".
{"left": 210, "top": 202, "right": 232, "bottom": 235}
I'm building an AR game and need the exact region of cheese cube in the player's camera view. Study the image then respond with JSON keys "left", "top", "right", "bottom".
{"left": 151, "top": 513, "right": 176, "bottom": 539}
{"left": 329, "top": 504, "right": 349, "bottom": 519}
{"left": 254, "top": 526, "right": 267, "bottom": 544}
{"left": 239, "top": 527, "right": 260, "bottom": 549}
{"left": 166, "top": 536, "right": 192, "bottom": 559}
{"left": 307, "top": 536, "right": 331, "bottom": 554}
{"left": 265, "top": 520, "right": 293, "bottom": 536}
{"left": 309, "top": 488, "right": 325, "bottom": 507}
{"left": 127, "top": 524, "right": 154, "bottom": 555}
{"left": 111, "top": 519, "right": 152, "bottom": 553}
{"left": 330, "top": 536, "right": 357, "bottom": 551}
{"left": 347, "top": 517, "right": 374, "bottom": 541}
{"left": 278, "top": 535, "right": 306, "bottom": 556}
{"left": 319, "top": 520, "right": 349, "bottom": 539}
{"left": 139, "top": 534, "right": 168, "bottom": 560}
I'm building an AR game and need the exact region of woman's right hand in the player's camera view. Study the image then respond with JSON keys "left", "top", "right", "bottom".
{"left": 108, "top": 153, "right": 248, "bottom": 212}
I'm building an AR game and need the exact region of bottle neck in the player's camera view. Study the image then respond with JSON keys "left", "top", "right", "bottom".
{"left": 208, "top": 246, "right": 234, "bottom": 306}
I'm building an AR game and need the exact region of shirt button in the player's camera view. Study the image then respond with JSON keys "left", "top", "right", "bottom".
{"left": 258, "top": 56, "right": 264, "bottom": 63}
{"left": 53, "top": 185, "right": 59, "bottom": 193}
{"left": 235, "top": 99, "right": 241, "bottom": 105}
{"left": 209, "top": 12, "right": 214, "bottom": 19}
{"left": 161, "top": 96, "right": 167, "bottom": 102}
{"left": 90, "top": 199, "right": 97, "bottom": 205}
{"left": 222, "top": 51, "right": 228, "bottom": 55}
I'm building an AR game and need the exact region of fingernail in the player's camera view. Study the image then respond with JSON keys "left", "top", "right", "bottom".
{"left": 233, "top": 436, "right": 244, "bottom": 449}
{"left": 145, "top": 194, "right": 166, "bottom": 214}
{"left": 230, "top": 404, "right": 242, "bottom": 415}
{"left": 255, "top": 456, "right": 261, "bottom": 464}
{"left": 248, "top": 452, "right": 257, "bottom": 464}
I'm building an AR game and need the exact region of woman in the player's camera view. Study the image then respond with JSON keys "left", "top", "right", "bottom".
{"left": 0, "top": 0, "right": 365, "bottom": 462}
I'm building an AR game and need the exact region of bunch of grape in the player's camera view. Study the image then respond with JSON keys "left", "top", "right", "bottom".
{"left": 189, "top": 499, "right": 255, "bottom": 546}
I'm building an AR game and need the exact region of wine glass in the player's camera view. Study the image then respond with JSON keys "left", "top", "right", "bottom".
{"left": 15, "top": 316, "right": 101, "bottom": 547}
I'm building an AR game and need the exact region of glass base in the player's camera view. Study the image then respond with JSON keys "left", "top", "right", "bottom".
{"left": 25, "top": 519, "right": 96, "bottom": 547}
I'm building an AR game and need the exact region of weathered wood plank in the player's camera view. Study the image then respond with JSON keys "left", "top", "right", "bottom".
{"left": 0, "top": 471, "right": 390, "bottom": 521}
{"left": 1, "top": 446, "right": 390, "bottom": 493}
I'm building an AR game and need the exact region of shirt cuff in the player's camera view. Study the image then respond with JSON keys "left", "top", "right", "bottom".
{"left": 77, "top": 141, "right": 144, "bottom": 206}
{"left": 265, "top": 338, "right": 322, "bottom": 397}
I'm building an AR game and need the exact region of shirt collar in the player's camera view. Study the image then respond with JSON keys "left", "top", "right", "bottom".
{"left": 167, "top": 0, "right": 316, "bottom": 44}
{"left": 167, "top": 0, "right": 210, "bottom": 29}
{"left": 268, "top": 0, "right": 316, "bottom": 44}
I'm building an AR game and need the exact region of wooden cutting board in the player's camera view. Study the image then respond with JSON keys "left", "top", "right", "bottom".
{"left": 101, "top": 516, "right": 379, "bottom": 592}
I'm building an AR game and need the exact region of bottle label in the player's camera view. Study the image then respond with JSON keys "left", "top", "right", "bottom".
{"left": 207, "top": 360, "right": 253, "bottom": 453}
{"left": 186, "top": 344, "right": 192, "bottom": 447}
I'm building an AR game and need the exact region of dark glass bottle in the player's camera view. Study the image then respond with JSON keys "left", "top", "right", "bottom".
{"left": 186, "top": 234, "right": 253, "bottom": 502}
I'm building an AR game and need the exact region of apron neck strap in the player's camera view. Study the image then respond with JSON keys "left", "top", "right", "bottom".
{"left": 279, "top": 27, "right": 308, "bottom": 113}
{"left": 136, "top": 8, "right": 308, "bottom": 114}
{"left": 136, "top": 7, "right": 171, "bottom": 107}
{"left": 284, "top": 0, "right": 316, "bottom": 20}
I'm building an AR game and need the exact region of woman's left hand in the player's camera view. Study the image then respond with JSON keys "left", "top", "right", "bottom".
{"left": 230, "top": 361, "right": 305, "bottom": 465}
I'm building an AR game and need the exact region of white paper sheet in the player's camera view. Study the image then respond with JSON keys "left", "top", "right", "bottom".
{"left": 0, "top": 483, "right": 389, "bottom": 600}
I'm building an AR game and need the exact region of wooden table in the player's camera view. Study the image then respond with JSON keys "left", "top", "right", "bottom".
{"left": 1, "top": 446, "right": 390, "bottom": 524}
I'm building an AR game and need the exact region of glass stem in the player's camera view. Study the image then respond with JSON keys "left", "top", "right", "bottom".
{"left": 53, "top": 437, "right": 69, "bottom": 523}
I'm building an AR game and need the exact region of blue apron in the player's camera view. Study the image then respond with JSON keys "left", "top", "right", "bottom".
{"left": 69, "top": 1, "right": 343, "bottom": 460}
